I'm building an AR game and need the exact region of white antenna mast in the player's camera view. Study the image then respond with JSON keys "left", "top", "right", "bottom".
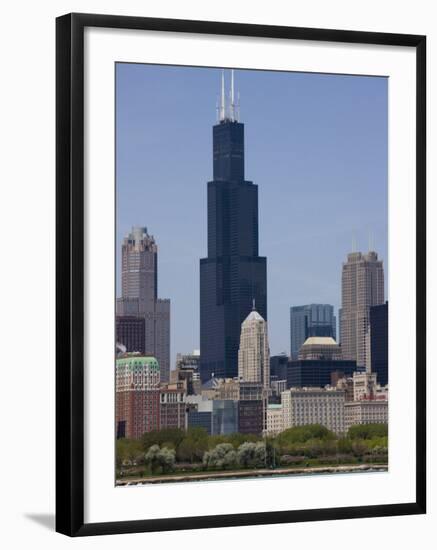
{"left": 220, "top": 70, "right": 225, "bottom": 121}
{"left": 231, "top": 69, "right": 235, "bottom": 121}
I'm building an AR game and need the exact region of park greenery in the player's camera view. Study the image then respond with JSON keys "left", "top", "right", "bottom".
{"left": 116, "top": 424, "right": 388, "bottom": 479}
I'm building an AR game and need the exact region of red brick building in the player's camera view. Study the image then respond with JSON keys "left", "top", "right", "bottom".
{"left": 116, "top": 354, "right": 160, "bottom": 439}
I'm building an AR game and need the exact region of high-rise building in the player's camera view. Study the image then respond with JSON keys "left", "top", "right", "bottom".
{"left": 238, "top": 306, "right": 270, "bottom": 388}
{"left": 368, "top": 301, "right": 388, "bottom": 386}
{"left": 340, "top": 251, "right": 385, "bottom": 367}
{"left": 200, "top": 71, "right": 267, "bottom": 382}
{"left": 117, "top": 226, "right": 171, "bottom": 382}
{"left": 290, "top": 304, "right": 337, "bottom": 359}
{"left": 115, "top": 354, "right": 160, "bottom": 439}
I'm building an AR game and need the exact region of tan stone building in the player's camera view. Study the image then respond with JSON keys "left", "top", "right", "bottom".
{"left": 340, "top": 251, "right": 385, "bottom": 367}
{"left": 238, "top": 306, "right": 270, "bottom": 388}
{"left": 344, "top": 399, "right": 388, "bottom": 431}
{"left": 265, "top": 404, "right": 283, "bottom": 436}
{"left": 281, "top": 387, "right": 346, "bottom": 435}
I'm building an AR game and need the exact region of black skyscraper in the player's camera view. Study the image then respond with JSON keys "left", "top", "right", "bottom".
{"left": 200, "top": 71, "right": 267, "bottom": 382}
{"left": 369, "top": 301, "right": 388, "bottom": 386}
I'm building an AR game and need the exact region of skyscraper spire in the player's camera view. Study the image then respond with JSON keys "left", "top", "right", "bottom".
{"left": 231, "top": 69, "right": 235, "bottom": 121}
{"left": 220, "top": 70, "right": 225, "bottom": 121}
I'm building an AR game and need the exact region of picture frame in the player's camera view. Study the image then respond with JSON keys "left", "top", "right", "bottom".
{"left": 56, "top": 12, "right": 426, "bottom": 537}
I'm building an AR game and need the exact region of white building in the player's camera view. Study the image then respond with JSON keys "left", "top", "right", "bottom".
{"left": 265, "top": 404, "right": 283, "bottom": 436}
{"left": 238, "top": 305, "right": 270, "bottom": 389}
{"left": 281, "top": 387, "right": 346, "bottom": 435}
{"left": 344, "top": 399, "right": 388, "bottom": 431}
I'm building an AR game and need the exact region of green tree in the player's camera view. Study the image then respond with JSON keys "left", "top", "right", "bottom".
{"left": 347, "top": 423, "right": 388, "bottom": 440}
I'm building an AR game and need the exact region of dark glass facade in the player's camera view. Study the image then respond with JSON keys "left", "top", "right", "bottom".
{"left": 370, "top": 301, "right": 388, "bottom": 386}
{"left": 200, "top": 119, "right": 267, "bottom": 382}
{"left": 287, "top": 359, "right": 358, "bottom": 388}
{"left": 270, "top": 354, "right": 289, "bottom": 382}
{"left": 115, "top": 315, "right": 145, "bottom": 354}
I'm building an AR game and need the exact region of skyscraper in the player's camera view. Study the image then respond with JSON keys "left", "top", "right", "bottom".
{"left": 368, "top": 301, "right": 388, "bottom": 385}
{"left": 117, "top": 226, "right": 171, "bottom": 382}
{"left": 290, "top": 304, "right": 337, "bottom": 359}
{"left": 340, "top": 251, "right": 385, "bottom": 367}
{"left": 238, "top": 305, "right": 270, "bottom": 389}
{"left": 200, "top": 70, "right": 267, "bottom": 382}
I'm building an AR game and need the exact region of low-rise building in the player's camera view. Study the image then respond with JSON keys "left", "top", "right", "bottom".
{"left": 344, "top": 399, "right": 388, "bottom": 431}
{"left": 281, "top": 387, "right": 346, "bottom": 435}
{"left": 265, "top": 403, "right": 283, "bottom": 436}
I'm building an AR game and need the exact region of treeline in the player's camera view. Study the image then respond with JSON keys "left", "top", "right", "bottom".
{"left": 116, "top": 424, "right": 388, "bottom": 478}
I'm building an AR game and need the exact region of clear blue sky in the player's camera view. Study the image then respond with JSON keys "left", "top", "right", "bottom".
{"left": 116, "top": 63, "right": 388, "bottom": 366}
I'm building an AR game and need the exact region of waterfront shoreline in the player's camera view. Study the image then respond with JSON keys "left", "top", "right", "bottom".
{"left": 116, "top": 463, "right": 388, "bottom": 485}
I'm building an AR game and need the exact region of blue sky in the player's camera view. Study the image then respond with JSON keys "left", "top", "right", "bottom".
{"left": 116, "top": 63, "right": 388, "bottom": 365}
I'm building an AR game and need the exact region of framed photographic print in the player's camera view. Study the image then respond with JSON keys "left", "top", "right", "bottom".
{"left": 56, "top": 13, "right": 426, "bottom": 536}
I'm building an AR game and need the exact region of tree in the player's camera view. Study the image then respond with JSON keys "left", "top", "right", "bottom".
{"left": 145, "top": 444, "right": 161, "bottom": 473}
{"left": 276, "top": 425, "right": 335, "bottom": 447}
{"left": 157, "top": 446, "right": 176, "bottom": 473}
{"left": 145, "top": 445, "right": 176, "bottom": 474}
{"left": 203, "top": 443, "right": 237, "bottom": 470}
{"left": 347, "top": 423, "right": 388, "bottom": 440}
{"left": 237, "top": 442, "right": 257, "bottom": 468}
{"left": 177, "top": 427, "right": 209, "bottom": 462}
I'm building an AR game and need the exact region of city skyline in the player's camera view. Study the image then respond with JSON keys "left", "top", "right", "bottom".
{"left": 116, "top": 63, "right": 388, "bottom": 364}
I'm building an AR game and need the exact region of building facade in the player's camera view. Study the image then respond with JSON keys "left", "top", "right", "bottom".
{"left": 290, "top": 304, "right": 336, "bottom": 360}
{"left": 281, "top": 388, "right": 346, "bottom": 435}
{"left": 115, "top": 315, "right": 145, "bottom": 354}
{"left": 200, "top": 72, "right": 267, "bottom": 382}
{"left": 238, "top": 307, "right": 270, "bottom": 388}
{"left": 344, "top": 399, "right": 388, "bottom": 431}
{"left": 369, "top": 301, "right": 388, "bottom": 386}
{"left": 340, "top": 251, "right": 385, "bottom": 367}
{"left": 159, "top": 381, "right": 187, "bottom": 430}
{"left": 298, "top": 336, "right": 343, "bottom": 361}
{"left": 287, "top": 359, "right": 357, "bottom": 389}
{"left": 116, "top": 226, "right": 171, "bottom": 382}
{"left": 115, "top": 354, "right": 160, "bottom": 439}
{"left": 266, "top": 404, "right": 284, "bottom": 436}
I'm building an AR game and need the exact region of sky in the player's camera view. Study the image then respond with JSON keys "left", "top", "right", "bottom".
{"left": 116, "top": 63, "right": 388, "bottom": 366}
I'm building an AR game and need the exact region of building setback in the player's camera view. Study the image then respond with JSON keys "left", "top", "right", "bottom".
{"left": 290, "top": 304, "right": 336, "bottom": 359}
{"left": 340, "top": 251, "right": 385, "bottom": 367}
{"left": 115, "top": 354, "right": 160, "bottom": 439}
{"left": 200, "top": 71, "right": 267, "bottom": 382}
{"left": 116, "top": 227, "right": 171, "bottom": 382}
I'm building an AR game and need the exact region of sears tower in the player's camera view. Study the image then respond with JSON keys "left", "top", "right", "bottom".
{"left": 200, "top": 70, "right": 267, "bottom": 382}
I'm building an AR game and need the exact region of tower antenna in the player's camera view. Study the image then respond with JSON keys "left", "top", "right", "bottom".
{"left": 231, "top": 69, "right": 235, "bottom": 121}
{"left": 352, "top": 233, "right": 357, "bottom": 253}
{"left": 220, "top": 70, "right": 225, "bottom": 121}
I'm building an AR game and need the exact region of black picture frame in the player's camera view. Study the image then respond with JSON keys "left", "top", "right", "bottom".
{"left": 56, "top": 12, "right": 426, "bottom": 537}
